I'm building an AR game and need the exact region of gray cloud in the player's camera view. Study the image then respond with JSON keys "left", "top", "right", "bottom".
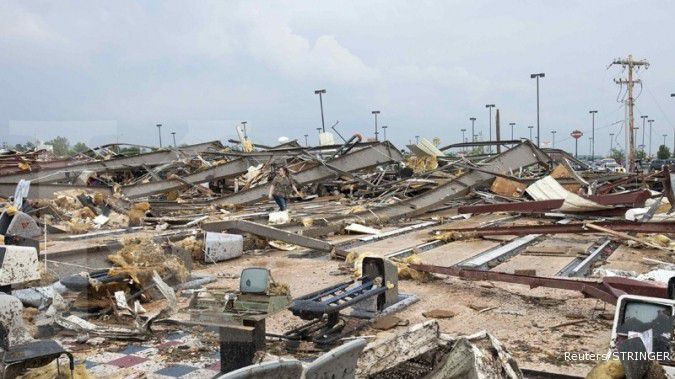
{"left": 1, "top": 0, "right": 674, "bottom": 155}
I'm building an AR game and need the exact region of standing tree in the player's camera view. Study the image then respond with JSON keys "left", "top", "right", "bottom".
{"left": 46, "top": 136, "right": 70, "bottom": 156}
{"left": 71, "top": 142, "right": 90, "bottom": 154}
{"left": 657, "top": 145, "right": 671, "bottom": 160}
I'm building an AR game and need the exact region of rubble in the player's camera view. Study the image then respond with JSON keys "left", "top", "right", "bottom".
{"left": 3, "top": 138, "right": 675, "bottom": 377}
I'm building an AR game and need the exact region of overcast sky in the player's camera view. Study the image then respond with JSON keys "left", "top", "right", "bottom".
{"left": 1, "top": 1, "right": 674, "bottom": 155}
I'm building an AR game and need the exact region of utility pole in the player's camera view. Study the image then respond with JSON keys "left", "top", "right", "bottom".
{"left": 485, "top": 104, "right": 495, "bottom": 153}
{"left": 589, "top": 110, "right": 597, "bottom": 162}
{"left": 634, "top": 127, "right": 639, "bottom": 153}
{"left": 509, "top": 122, "right": 515, "bottom": 140}
{"left": 551, "top": 130, "right": 556, "bottom": 148}
{"left": 528, "top": 125, "right": 533, "bottom": 141}
{"left": 382, "top": 125, "right": 388, "bottom": 141}
{"left": 530, "top": 73, "right": 545, "bottom": 147}
{"left": 648, "top": 119, "right": 654, "bottom": 157}
{"left": 640, "top": 115, "right": 648, "bottom": 152}
{"left": 304, "top": 134, "right": 308, "bottom": 146}
{"left": 314, "top": 89, "right": 327, "bottom": 132}
{"left": 156, "top": 123, "right": 162, "bottom": 148}
{"left": 470, "top": 117, "right": 476, "bottom": 142}
{"left": 610, "top": 55, "right": 649, "bottom": 171}
{"left": 372, "top": 110, "right": 380, "bottom": 141}
{"left": 171, "top": 131, "right": 176, "bottom": 147}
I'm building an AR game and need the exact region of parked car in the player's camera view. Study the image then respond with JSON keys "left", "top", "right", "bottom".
{"left": 650, "top": 159, "right": 666, "bottom": 171}
{"left": 594, "top": 158, "right": 625, "bottom": 173}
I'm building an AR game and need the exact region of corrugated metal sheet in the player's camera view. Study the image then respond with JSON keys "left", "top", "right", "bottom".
{"left": 526, "top": 176, "right": 610, "bottom": 212}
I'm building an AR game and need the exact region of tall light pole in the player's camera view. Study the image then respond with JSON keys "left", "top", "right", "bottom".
{"left": 241, "top": 121, "right": 248, "bottom": 138}
{"left": 460, "top": 129, "right": 466, "bottom": 152}
{"left": 156, "top": 123, "right": 162, "bottom": 148}
{"left": 589, "top": 110, "right": 597, "bottom": 161}
{"left": 415, "top": 135, "right": 420, "bottom": 144}
{"left": 314, "top": 89, "right": 327, "bottom": 133}
{"left": 640, "top": 115, "right": 648, "bottom": 152}
{"left": 372, "top": 110, "right": 380, "bottom": 141}
{"left": 648, "top": 119, "right": 654, "bottom": 157}
{"left": 470, "top": 117, "right": 476, "bottom": 142}
{"left": 663, "top": 134, "right": 668, "bottom": 148}
{"left": 530, "top": 73, "right": 545, "bottom": 146}
{"left": 316, "top": 127, "right": 322, "bottom": 144}
{"left": 528, "top": 125, "right": 533, "bottom": 141}
{"left": 588, "top": 137, "right": 593, "bottom": 158}
{"left": 304, "top": 134, "right": 309, "bottom": 146}
{"left": 382, "top": 125, "right": 388, "bottom": 141}
{"left": 634, "top": 127, "right": 639, "bottom": 153}
{"left": 171, "top": 131, "right": 176, "bottom": 147}
{"left": 609, "top": 133, "right": 615, "bottom": 153}
{"left": 485, "top": 104, "right": 495, "bottom": 153}
{"left": 509, "top": 122, "right": 515, "bottom": 140}
{"left": 551, "top": 130, "right": 557, "bottom": 148}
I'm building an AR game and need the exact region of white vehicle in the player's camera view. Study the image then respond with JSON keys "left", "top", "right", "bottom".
{"left": 596, "top": 158, "right": 625, "bottom": 173}
{"left": 608, "top": 294, "right": 675, "bottom": 376}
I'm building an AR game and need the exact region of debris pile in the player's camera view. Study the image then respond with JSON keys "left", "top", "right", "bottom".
{"left": 2, "top": 138, "right": 675, "bottom": 377}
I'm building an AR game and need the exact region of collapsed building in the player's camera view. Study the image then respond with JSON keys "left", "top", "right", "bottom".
{"left": 1, "top": 136, "right": 675, "bottom": 378}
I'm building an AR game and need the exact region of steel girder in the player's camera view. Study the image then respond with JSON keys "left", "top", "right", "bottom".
{"left": 210, "top": 142, "right": 404, "bottom": 206}
{"left": 121, "top": 157, "right": 255, "bottom": 199}
{"left": 407, "top": 263, "right": 668, "bottom": 304}
{"left": 289, "top": 141, "right": 550, "bottom": 239}
{"left": 201, "top": 219, "right": 339, "bottom": 253}
{"left": 0, "top": 141, "right": 222, "bottom": 184}
{"left": 0, "top": 183, "right": 111, "bottom": 198}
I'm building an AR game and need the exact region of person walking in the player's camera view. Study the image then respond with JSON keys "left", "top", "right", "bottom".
{"left": 268, "top": 166, "right": 300, "bottom": 211}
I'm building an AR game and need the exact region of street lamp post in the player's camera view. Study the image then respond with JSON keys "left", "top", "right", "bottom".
{"left": 648, "top": 119, "right": 654, "bottom": 157}
{"left": 460, "top": 129, "right": 466, "bottom": 152}
{"left": 509, "top": 123, "right": 515, "bottom": 140}
{"left": 485, "top": 104, "right": 495, "bottom": 153}
{"left": 530, "top": 73, "right": 545, "bottom": 146}
{"left": 589, "top": 137, "right": 593, "bottom": 158}
{"left": 551, "top": 130, "right": 557, "bottom": 148}
{"left": 663, "top": 134, "right": 668, "bottom": 148}
{"left": 470, "top": 117, "right": 476, "bottom": 142}
{"left": 641, "top": 115, "right": 648, "bottom": 152}
{"left": 317, "top": 128, "right": 322, "bottom": 144}
{"left": 372, "top": 111, "right": 380, "bottom": 141}
{"left": 241, "top": 121, "right": 248, "bottom": 138}
{"left": 314, "top": 89, "right": 327, "bottom": 133}
{"left": 382, "top": 125, "right": 388, "bottom": 141}
{"left": 156, "top": 124, "right": 162, "bottom": 148}
{"left": 304, "top": 134, "right": 309, "bottom": 146}
{"left": 609, "top": 133, "right": 615, "bottom": 153}
{"left": 171, "top": 131, "right": 176, "bottom": 147}
{"left": 415, "top": 135, "right": 420, "bottom": 144}
{"left": 528, "top": 125, "right": 533, "bottom": 141}
{"left": 589, "top": 110, "right": 597, "bottom": 162}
